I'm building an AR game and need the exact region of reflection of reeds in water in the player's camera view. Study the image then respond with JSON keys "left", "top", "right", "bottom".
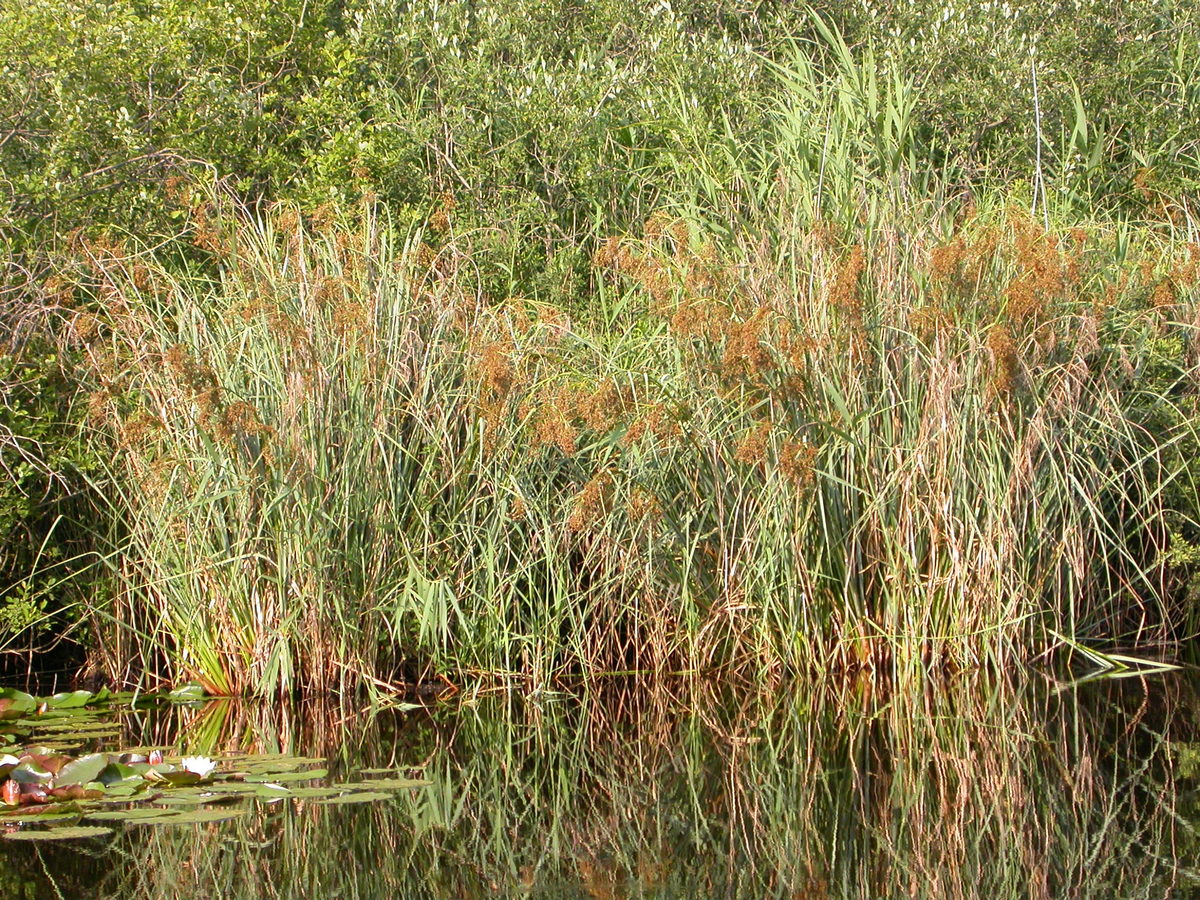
{"left": 47, "top": 678, "right": 1194, "bottom": 899}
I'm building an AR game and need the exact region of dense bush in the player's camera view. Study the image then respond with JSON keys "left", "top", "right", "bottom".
{"left": 0, "top": 340, "right": 99, "bottom": 651}
{"left": 863, "top": 0, "right": 1200, "bottom": 207}
{"left": 4, "top": 0, "right": 1195, "bottom": 256}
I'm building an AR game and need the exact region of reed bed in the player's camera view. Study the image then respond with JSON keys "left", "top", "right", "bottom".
{"left": 64, "top": 38, "right": 1200, "bottom": 694}
{"left": 71, "top": 189, "right": 1199, "bottom": 694}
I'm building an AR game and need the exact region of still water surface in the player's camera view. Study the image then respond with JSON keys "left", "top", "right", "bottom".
{"left": 1, "top": 673, "right": 1197, "bottom": 899}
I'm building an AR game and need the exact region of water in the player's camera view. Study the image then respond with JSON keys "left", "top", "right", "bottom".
{"left": 1, "top": 672, "right": 1197, "bottom": 898}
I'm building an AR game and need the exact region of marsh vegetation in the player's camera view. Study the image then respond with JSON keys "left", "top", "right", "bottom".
{"left": 1, "top": 1, "right": 1198, "bottom": 691}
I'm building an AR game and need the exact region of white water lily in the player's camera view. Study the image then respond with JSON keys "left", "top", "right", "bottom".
{"left": 180, "top": 756, "right": 217, "bottom": 778}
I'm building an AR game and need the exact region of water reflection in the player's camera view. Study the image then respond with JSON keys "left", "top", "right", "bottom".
{"left": 1, "top": 673, "right": 1197, "bottom": 898}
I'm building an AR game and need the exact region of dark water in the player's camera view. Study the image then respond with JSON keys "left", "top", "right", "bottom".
{"left": 1, "top": 672, "right": 1198, "bottom": 899}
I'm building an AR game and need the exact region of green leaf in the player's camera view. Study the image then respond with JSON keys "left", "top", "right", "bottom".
{"left": 10, "top": 761, "right": 53, "bottom": 784}
{"left": 3, "top": 825, "right": 112, "bottom": 841}
{"left": 252, "top": 784, "right": 293, "bottom": 800}
{"left": 281, "top": 786, "right": 346, "bottom": 800}
{"left": 44, "top": 690, "right": 94, "bottom": 710}
{"left": 166, "top": 684, "right": 206, "bottom": 701}
{"left": 0, "top": 689, "right": 37, "bottom": 716}
{"left": 56, "top": 753, "right": 109, "bottom": 787}
{"left": 358, "top": 777, "right": 431, "bottom": 790}
{"left": 315, "top": 791, "right": 392, "bottom": 805}
{"left": 96, "top": 763, "right": 143, "bottom": 787}
{"left": 244, "top": 768, "right": 327, "bottom": 783}
{"left": 5, "top": 810, "right": 81, "bottom": 825}
{"left": 154, "top": 792, "right": 240, "bottom": 806}
{"left": 86, "top": 807, "right": 173, "bottom": 822}
{"left": 159, "top": 770, "right": 203, "bottom": 786}
{"left": 129, "top": 808, "right": 248, "bottom": 825}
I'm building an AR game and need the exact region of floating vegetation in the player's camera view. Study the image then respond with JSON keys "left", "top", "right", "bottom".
{"left": 0, "top": 687, "right": 430, "bottom": 841}
{"left": 3, "top": 825, "right": 114, "bottom": 841}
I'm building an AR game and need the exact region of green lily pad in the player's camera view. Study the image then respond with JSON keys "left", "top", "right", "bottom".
{"left": 358, "top": 777, "right": 431, "bottom": 790}
{"left": 130, "top": 808, "right": 248, "bottom": 825}
{"left": 205, "top": 783, "right": 262, "bottom": 794}
{"left": 159, "top": 770, "right": 203, "bottom": 787}
{"left": 280, "top": 786, "right": 345, "bottom": 800}
{"left": 314, "top": 791, "right": 392, "bottom": 805}
{"left": 10, "top": 761, "right": 53, "bottom": 784}
{"left": 87, "top": 807, "right": 172, "bottom": 822}
{"left": 154, "top": 792, "right": 240, "bottom": 806}
{"left": 96, "top": 762, "right": 143, "bottom": 787}
{"left": 3, "top": 825, "right": 112, "bottom": 841}
{"left": 92, "top": 793, "right": 149, "bottom": 805}
{"left": 166, "top": 684, "right": 206, "bottom": 702}
{"left": 45, "top": 691, "right": 95, "bottom": 710}
{"left": 244, "top": 768, "right": 327, "bottom": 783}
{"left": 0, "top": 690, "right": 37, "bottom": 716}
{"left": 61, "top": 726, "right": 123, "bottom": 737}
{"left": 228, "top": 752, "right": 291, "bottom": 761}
{"left": 56, "top": 753, "right": 109, "bottom": 787}
{"left": 35, "top": 743, "right": 83, "bottom": 754}
{"left": 252, "top": 784, "right": 293, "bottom": 800}
{"left": 4, "top": 810, "right": 81, "bottom": 825}
{"left": 24, "top": 719, "right": 101, "bottom": 732}
{"left": 239, "top": 757, "right": 325, "bottom": 774}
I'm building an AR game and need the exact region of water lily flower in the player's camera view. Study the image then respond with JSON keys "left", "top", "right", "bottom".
{"left": 180, "top": 756, "right": 216, "bottom": 778}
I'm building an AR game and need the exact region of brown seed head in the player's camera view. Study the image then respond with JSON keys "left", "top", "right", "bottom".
{"left": 734, "top": 421, "right": 771, "bottom": 467}
{"left": 987, "top": 325, "right": 1019, "bottom": 395}
{"left": 778, "top": 439, "right": 818, "bottom": 489}
{"left": 567, "top": 472, "right": 614, "bottom": 533}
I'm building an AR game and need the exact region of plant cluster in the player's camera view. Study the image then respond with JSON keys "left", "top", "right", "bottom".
{"left": 1, "top": 3, "right": 1198, "bottom": 690}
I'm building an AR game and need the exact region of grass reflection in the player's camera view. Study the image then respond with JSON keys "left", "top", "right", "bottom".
{"left": 6, "top": 675, "right": 1194, "bottom": 899}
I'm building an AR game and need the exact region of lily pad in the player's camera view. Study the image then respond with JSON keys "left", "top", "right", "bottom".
{"left": 45, "top": 691, "right": 95, "bottom": 710}
{"left": 244, "top": 768, "right": 327, "bottom": 783}
{"left": 206, "top": 782, "right": 263, "bottom": 794}
{"left": 358, "top": 777, "right": 431, "bottom": 790}
{"left": 0, "top": 689, "right": 37, "bottom": 717}
{"left": 3, "top": 825, "right": 112, "bottom": 841}
{"left": 158, "top": 770, "right": 203, "bottom": 787}
{"left": 130, "top": 808, "right": 248, "bottom": 825}
{"left": 48, "top": 785, "right": 100, "bottom": 802}
{"left": 3, "top": 810, "right": 81, "bottom": 825}
{"left": 60, "top": 726, "right": 124, "bottom": 737}
{"left": 315, "top": 791, "right": 393, "bottom": 805}
{"left": 280, "top": 786, "right": 346, "bottom": 800}
{"left": 96, "top": 762, "right": 143, "bottom": 787}
{"left": 252, "top": 784, "right": 293, "bottom": 800}
{"left": 92, "top": 792, "right": 150, "bottom": 805}
{"left": 239, "top": 757, "right": 325, "bottom": 774}
{"left": 57, "top": 753, "right": 109, "bottom": 787}
{"left": 34, "top": 742, "right": 83, "bottom": 754}
{"left": 25, "top": 719, "right": 102, "bottom": 733}
{"left": 166, "top": 684, "right": 206, "bottom": 702}
{"left": 87, "top": 807, "right": 172, "bottom": 822}
{"left": 9, "top": 760, "right": 53, "bottom": 784}
{"left": 154, "top": 792, "right": 240, "bottom": 806}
